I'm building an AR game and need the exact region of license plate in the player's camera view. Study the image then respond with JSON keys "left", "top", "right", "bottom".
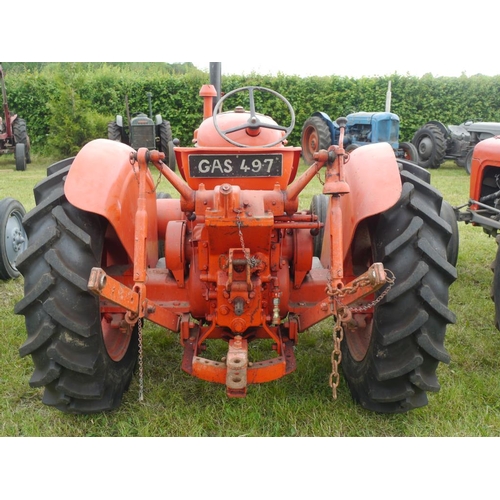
{"left": 188, "top": 154, "right": 283, "bottom": 178}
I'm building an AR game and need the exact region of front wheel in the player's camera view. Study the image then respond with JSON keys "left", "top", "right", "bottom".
{"left": 341, "top": 165, "right": 457, "bottom": 413}
{"left": 399, "top": 141, "right": 419, "bottom": 163}
{"left": 15, "top": 143, "right": 27, "bottom": 171}
{"left": 14, "top": 164, "right": 139, "bottom": 413}
{"left": 0, "top": 197, "right": 27, "bottom": 279}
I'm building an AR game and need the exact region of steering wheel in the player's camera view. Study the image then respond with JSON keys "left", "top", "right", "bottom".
{"left": 212, "top": 86, "right": 295, "bottom": 148}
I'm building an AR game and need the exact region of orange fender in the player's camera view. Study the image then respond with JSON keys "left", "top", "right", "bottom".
{"left": 321, "top": 142, "right": 402, "bottom": 267}
{"left": 65, "top": 139, "right": 159, "bottom": 266}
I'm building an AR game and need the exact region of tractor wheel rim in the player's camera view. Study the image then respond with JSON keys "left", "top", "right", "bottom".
{"left": 6, "top": 210, "right": 27, "bottom": 270}
{"left": 101, "top": 312, "right": 133, "bottom": 361}
{"left": 345, "top": 311, "right": 374, "bottom": 361}
{"left": 417, "top": 137, "right": 432, "bottom": 159}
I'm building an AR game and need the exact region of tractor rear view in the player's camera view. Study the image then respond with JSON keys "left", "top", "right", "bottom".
{"left": 15, "top": 68, "right": 456, "bottom": 415}
{"left": 108, "top": 92, "right": 177, "bottom": 170}
{"left": 0, "top": 63, "right": 31, "bottom": 170}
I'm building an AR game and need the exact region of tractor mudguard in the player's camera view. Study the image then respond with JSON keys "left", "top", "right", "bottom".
{"left": 321, "top": 142, "right": 402, "bottom": 266}
{"left": 64, "top": 139, "right": 159, "bottom": 266}
{"left": 313, "top": 111, "right": 338, "bottom": 140}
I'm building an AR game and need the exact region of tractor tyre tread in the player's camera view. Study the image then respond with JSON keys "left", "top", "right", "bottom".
{"left": 341, "top": 165, "right": 457, "bottom": 413}
{"left": 12, "top": 118, "right": 31, "bottom": 163}
{"left": 15, "top": 162, "right": 138, "bottom": 414}
{"left": 301, "top": 116, "right": 332, "bottom": 165}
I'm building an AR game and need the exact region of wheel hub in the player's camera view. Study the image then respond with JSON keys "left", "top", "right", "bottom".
{"left": 417, "top": 137, "right": 432, "bottom": 159}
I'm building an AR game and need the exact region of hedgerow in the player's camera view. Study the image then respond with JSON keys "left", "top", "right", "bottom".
{"left": 3, "top": 63, "right": 500, "bottom": 155}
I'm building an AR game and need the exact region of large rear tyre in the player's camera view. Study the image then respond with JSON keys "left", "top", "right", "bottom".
{"left": 411, "top": 124, "right": 447, "bottom": 169}
{"left": 0, "top": 197, "right": 27, "bottom": 280}
{"left": 14, "top": 164, "right": 139, "bottom": 413}
{"left": 301, "top": 116, "right": 332, "bottom": 165}
{"left": 341, "top": 165, "right": 457, "bottom": 413}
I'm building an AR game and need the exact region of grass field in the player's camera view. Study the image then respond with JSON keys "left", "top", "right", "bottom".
{"left": 0, "top": 151, "right": 499, "bottom": 439}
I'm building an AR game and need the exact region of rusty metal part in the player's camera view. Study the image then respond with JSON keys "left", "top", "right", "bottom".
{"left": 225, "top": 336, "right": 248, "bottom": 397}
{"left": 88, "top": 267, "right": 180, "bottom": 331}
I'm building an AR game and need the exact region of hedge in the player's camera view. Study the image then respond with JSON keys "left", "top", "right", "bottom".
{"left": 3, "top": 63, "right": 500, "bottom": 155}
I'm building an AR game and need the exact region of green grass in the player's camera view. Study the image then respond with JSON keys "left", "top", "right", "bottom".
{"left": 0, "top": 153, "right": 499, "bottom": 437}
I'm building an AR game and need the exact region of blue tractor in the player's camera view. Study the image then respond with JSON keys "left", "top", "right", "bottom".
{"left": 301, "top": 110, "right": 419, "bottom": 165}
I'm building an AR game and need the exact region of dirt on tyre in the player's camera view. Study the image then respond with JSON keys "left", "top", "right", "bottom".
{"left": 411, "top": 124, "right": 447, "bottom": 169}
{"left": 14, "top": 164, "right": 139, "bottom": 413}
{"left": 0, "top": 197, "right": 27, "bottom": 280}
{"left": 340, "top": 163, "right": 457, "bottom": 413}
{"left": 301, "top": 116, "right": 332, "bottom": 165}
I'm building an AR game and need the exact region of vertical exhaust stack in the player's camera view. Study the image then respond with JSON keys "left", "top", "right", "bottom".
{"left": 385, "top": 81, "right": 392, "bottom": 113}
{"left": 210, "top": 62, "right": 222, "bottom": 111}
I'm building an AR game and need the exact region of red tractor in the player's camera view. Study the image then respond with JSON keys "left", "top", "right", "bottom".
{"left": 15, "top": 76, "right": 456, "bottom": 414}
{"left": 0, "top": 63, "right": 31, "bottom": 170}
{"left": 455, "top": 136, "right": 500, "bottom": 328}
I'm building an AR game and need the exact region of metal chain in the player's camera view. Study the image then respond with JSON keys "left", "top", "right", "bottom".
{"left": 327, "top": 268, "right": 395, "bottom": 399}
{"left": 149, "top": 161, "right": 164, "bottom": 194}
{"left": 138, "top": 319, "right": 144, "bottom": 402}
{"left": 235, "top": 210, "right": 259, "bottom": 268}
{"left": 130, "top": 153, "right": 139, "bottom": 183}
{"left": 329, "top": 313, "right": 344, "bottom": 399}
{"left": 336, "top": 269, "right": 396, "bottom": 313}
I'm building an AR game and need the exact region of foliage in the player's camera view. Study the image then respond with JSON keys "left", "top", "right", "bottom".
{"left": 2, "top": 63, "right": 500, "bottom": 155}
{"left": 45, "top": 64, "right": 113, "bottom": 156}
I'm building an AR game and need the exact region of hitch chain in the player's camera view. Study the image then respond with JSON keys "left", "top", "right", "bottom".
{"left": 327, "top": 269, "right": 395, "bottom": 399}
{"left": 129, "top": 151, "right": 163, "bottom": 194}
{"left": 138, "top": 318, "right": 144, "bottom": 402}
{"left": 235, "top": 210, "right": 259, "bottom": 268}
{"left": 329, "top": 308, "right": 345, "bottom": 399}
{"left": 333, "top": 269, "right": 396, "bottom": 313}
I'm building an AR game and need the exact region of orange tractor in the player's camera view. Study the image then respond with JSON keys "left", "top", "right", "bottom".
{"left": 15, "top": 73, "right": 457, "bottom": 414}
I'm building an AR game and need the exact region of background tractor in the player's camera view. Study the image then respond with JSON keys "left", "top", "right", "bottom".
{"left": 412, "top": 120, "right": 500, "bottom": 174}
{"left": 301, "top": 83, "right": 419, "bottom": 165}
{"left": 108, "top": 91, "right": 177, "bottom": 170}
{"left": 0, "top": 63, "right": 31, "bottom": 171}
{"left": 15, "top": 64, "right": 456, "bottom": 415}
{"left": 454, "top": 136, "right": 500, "bottom": 327}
